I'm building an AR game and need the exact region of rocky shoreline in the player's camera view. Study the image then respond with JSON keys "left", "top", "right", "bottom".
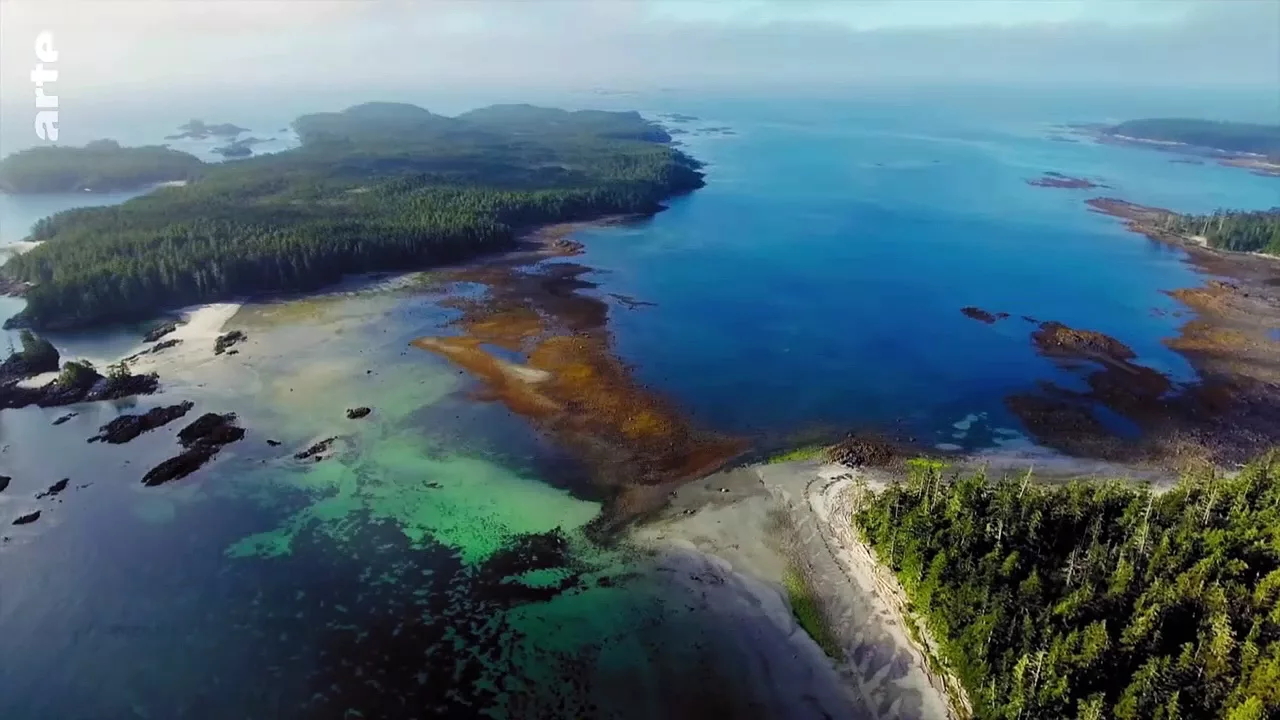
{"left": 992, "top": 197, "right": 1280, "bottom": 466}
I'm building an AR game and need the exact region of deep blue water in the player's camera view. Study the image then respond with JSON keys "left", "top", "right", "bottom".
{"left": 572, "top": 92, "right": 1278, "bottom": 447}
{"left": 0, "top": 86, "right": 1277, "bottom": 718}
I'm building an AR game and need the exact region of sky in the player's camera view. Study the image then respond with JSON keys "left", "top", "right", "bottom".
{"left": 0, "top": 0, "right": 1277, "bottom": 108}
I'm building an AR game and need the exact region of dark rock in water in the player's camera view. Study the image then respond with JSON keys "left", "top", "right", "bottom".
{"left": 295, "top": 436, "right": 337, "bottom": 461}
{"left": 90, "top": 401, "right": 194, "bottom": 444}
{"left": 0, "top": 384, "right": 40, "bottom": 409}
{"left": 266, "top": 439, "right": 282, "bottom": 447}
{"left": 0, "top": 475, "right": 9, "bottom": 492}
{"left": 143, "top": 320, "right": 180, "bottom": 343}
{"left": 123, "top": 338, "right": 183, "bottom": 363}
{"left": 52, "top": 412, "right": 78, "bottom": 426}
{"left": 214, "top": 330, "right": 246, "bottom": 355}
{"left": 346, "top": 406, "right": 372, "bottom": 420}
{"left": 1027, "top": 171, "right": 1105, "bottom": 190}
{"left": 142, "top": 446, "right": 218, "bottom": 487}
{"left": 143, "top": 412, "right": 245, "bottom": 486}
{"left": 1032, "top": 321, "right": 1137, "bottom": 363}
{"left": 178, "top": 412, "right": 244, "bottom": 447}
{"left": 960, "top": 306, "right": 1009, "bottom": 324}
{"left": 12, "top": 510, "right": 40, "bottom": 526}
{"left": 36, "top": 478, "right": 69, "bottom": 499}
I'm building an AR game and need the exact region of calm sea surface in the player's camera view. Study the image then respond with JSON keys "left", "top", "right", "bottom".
{"left": 0, "top": 86, "right": 1276, "bottom": 718}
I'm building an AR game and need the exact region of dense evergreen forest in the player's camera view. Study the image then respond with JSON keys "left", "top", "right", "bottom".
{"left": 1160, "top": 209, "right": 1280, "bottom": 256}
{"left": 1, "top": 103, "right": 704, "bottom": 330}
{"left": 854, "top": 455, "right": 1280, "bottom": 720}
{"left": 0, "top": 139, "right": 205, "bottom": 193}
{"left": 1104, "top": 119, "right": 1280, "bottom": 158}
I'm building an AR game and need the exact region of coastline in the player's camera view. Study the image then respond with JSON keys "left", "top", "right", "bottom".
{"left": 1088, "top": 130, "right": 1280, "bottom": 177}
{"left": 636, "top": 460, "right": 966, "bottom": 720}
{"left": 981, "top": 197, "right": 1280, "bottom": 468}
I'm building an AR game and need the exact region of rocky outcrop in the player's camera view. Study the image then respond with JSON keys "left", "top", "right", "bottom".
{"left": 90, "top": 401, "right": 194, "bottom": 444}
{"left": 35, "top": 478, "right": 69, "bottom": 499}
{"left": 960, "top": 306, "right": 1009, "bottom": 324}
{"left": 142, "top": 412, "right": 244, "bottom": 487}
{"left": 1031, "top": 321, "right": 1137, "bottom": 363}
{"left": 52, "top": 412, "right": 77, "bottom": 426}
{"left": 12, "top": 510, "right": 40, "bottom": 526}
{"left": 214, "top": 330, "right": 246, "bottom": 355}
{"left": 177, "top": 412, "right": 245, "bottom": 447}
{"left": 123, "top": 338, "right": 182, "bottom": 363}
{"left": 0, "top": 475, "right": 10, "bottom": 493}
{"left": 295, "top": 436, "right": 337, "bottom": 461}
{"left": 142, "top": 447, "right": 219, "bottom": 488}
{"left": 828, "top": 435, "right": 898, "bottom": 468}
{"left": 345, "top": 407, "right": 372, "bottom": 420}
{"left": 1027, "top": 172, "right": 1105, "bottom": 189}
{"left": 143, "top": 320, "right": 180, "bottom": 342}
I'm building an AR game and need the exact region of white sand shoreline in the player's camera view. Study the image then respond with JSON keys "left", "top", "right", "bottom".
{"left": 120, "top": 302, "right": 242, "bottom": 378}
{"left": 636, "top": 460, "right": 966, "bottom": 719}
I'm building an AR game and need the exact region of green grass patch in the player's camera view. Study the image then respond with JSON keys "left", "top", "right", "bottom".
{"left": 783, "top": 567, "right": 841, "bottom": 658}
{"left": 765, "top": 444, "right": 827, "bottom": 464}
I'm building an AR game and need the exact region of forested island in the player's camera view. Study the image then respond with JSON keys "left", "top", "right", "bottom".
{"left": 0, "top": 140, "right": 205, "bottom": 193}
{"left": 1, "top": 103, "right": 703, "bottom": 330}
{"left": 212, "top": 137, "right": 273, "bottom": 158}
{"left": 1102, "top": 119, "right": 1280, "bottom": 158}
{"left": 165, "top": 119, "right": 249, "bottom": 140}
{"left": 855, "top": 455, "right": 1280, "bottom": 720}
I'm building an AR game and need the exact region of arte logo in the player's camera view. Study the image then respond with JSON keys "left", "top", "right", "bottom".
{"left": 31, "top": 31, "right": 59, "bottom": 141}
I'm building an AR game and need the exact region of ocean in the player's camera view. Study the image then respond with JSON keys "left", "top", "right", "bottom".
{"left": 0, "top": 85, "right": 1276, "bottom": 718}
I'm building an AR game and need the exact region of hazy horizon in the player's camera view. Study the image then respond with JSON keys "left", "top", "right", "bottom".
{"left": 1, "top": 0, "right": 1277, "bottom": 108}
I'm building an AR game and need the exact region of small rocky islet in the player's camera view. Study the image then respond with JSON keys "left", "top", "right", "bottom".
{"left": 1026, "top": 171, "right": 1107, "bottom": 189}
{"left": 0, "top": 332, "right": 160, "bottom": 410}
{"left": 213, "top": 330, "right": 246, "bottom": 355}
{"left": 0, "top": 330, "right": 246, "bottom": 490}
{"left": 12, "top": 510, "right": 40, "bottom": 526}
{"left": 959, "top": 306, "right": 1009, "bottom": 324}
{"left": 142, "top": 412, "right": 245, "bottom": 487}
{"left": 90, "top": 401, "right": 195, "bottom": 444}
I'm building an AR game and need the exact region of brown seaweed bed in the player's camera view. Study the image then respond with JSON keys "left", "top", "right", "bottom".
{"left": 411, "top": 233, "right": 745, "bottom": 531}
{"left": 1001, "top": 199, "right": 1280, "bottom": 468}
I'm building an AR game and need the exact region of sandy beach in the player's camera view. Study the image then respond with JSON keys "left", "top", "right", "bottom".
{"left": 122, "top": 302, "right": 243, "bottom": 375}
{"left": 635, "top": 460, "right": 965, "bottom": 720}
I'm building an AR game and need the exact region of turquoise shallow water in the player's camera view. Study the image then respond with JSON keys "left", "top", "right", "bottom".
{"left": 0, "top": 87, "right": 1277, "bottom": 718}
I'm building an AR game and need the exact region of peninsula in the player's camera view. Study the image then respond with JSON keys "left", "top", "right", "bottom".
{"left": 1089, "top": 199, "right": 1280, "bottom": 257}
{"left": 1096, "top": 118, "right": 1280, "bottom": 176}
{"left": 0, "top": 102, "right": 703, "bottom": 330}
{"left": 1101, "top": 118, "right": 1280, "bottom": 157}
{"left": 0, "top": 139, "right": 205, "bottom": 193}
